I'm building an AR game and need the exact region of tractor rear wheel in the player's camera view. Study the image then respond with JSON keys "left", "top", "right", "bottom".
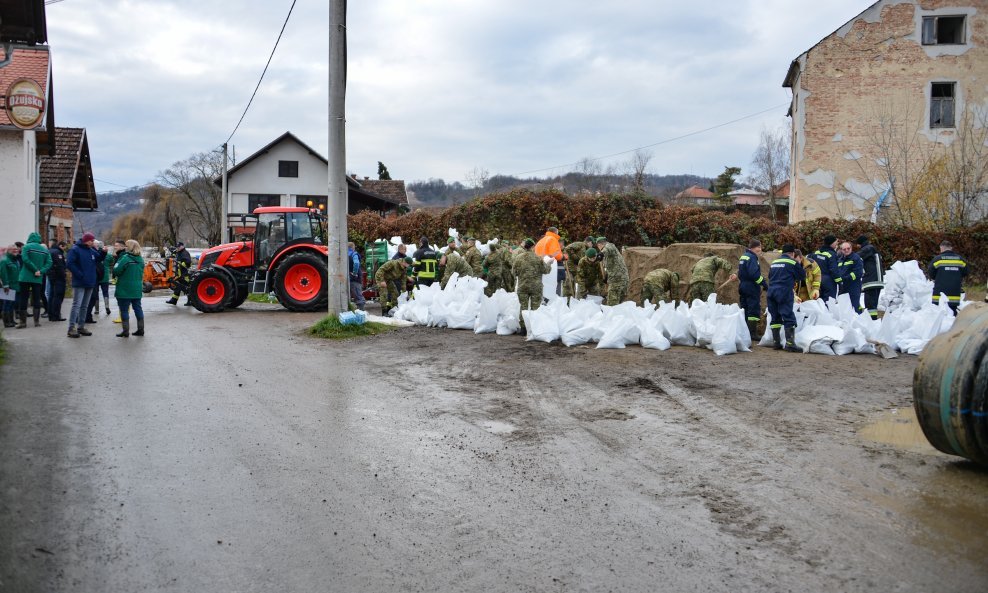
{"left": 274, "top": 251, "right": 328, "bottom": 312}
{"left": 229, "top": 282, "right": 249, "bottom": 309}
{"left": 190, "top": 268, "right": 234, "bottom": 313}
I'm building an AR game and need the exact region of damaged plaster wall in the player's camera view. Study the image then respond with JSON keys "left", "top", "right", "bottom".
{"left": 785, "top": 0, "right": 988, "bottom": 222}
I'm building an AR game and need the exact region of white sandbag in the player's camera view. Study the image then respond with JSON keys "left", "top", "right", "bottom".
{"left": 446, "top": 301, "right": 479, "bottom": 330}
{"left": 710, "top": 311, "right": 741, "bottom": 356}
{"left": 640, "top": 320, "right": 671, "bottom": 350}
{"left": 497, "top": 315, "right": 520, "bottom": 335}
{"left": 664, "top": 308, "right": 695, "bottom": 346}
{"left": 525, "top": 304, "right": 561, "bottom": 343}
{"left": 733, "top": 308, "right": 752, "bottom": 352}
{"left": 795, "top": 325, "right": 843, "bottom": 355}
{"left": 474, "top": 296, "right": 500, "bottom": 334}
{"left": 833, "top": 327, "right": 865, "bottom": 355}
{"left": 542, "top": 259, "right": 558, "bottom": 302}
{"left": 597, "top": 315, "right": 635, "bottom": 349}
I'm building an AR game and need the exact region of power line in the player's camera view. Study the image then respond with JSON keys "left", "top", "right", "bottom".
{"left": 512, "top": 102, "right": 790, "bottom": 177}
{"left": 225, "top": 0, "right": 297, "bottom": 145}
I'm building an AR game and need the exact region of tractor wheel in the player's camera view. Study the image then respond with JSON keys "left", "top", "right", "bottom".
{"left": 273, "top": 251, "right": 328, "bottom": 312}
{"left": 229, "top": 282, "right": 249, "bottom": 309}
{"left": 190, "top": 269, "right": 234, "bottom": 313}
{"left": 143, "top": 281, "right": 153, "bottom": 294}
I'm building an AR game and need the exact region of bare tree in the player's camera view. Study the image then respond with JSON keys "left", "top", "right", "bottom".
{"left": 465, "top": 166, "right": 490, "bottom": 198}
{"left": 158, "top": 150, "right": 224, "bottom": 245}
{"left": 626, "top": 149, "right": 653, "bottom": 195}
{"left": 142, "top": 184, "right": 186, "bottom": 248}
{"left": 749, "top": 126, "right": 790, "bottom": 219}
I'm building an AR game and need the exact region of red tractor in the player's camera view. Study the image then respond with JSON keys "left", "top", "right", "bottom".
{"left": 188, "top": 207, "right": 329, "bottom": 313}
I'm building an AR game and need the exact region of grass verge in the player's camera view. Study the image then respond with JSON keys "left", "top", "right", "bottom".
{"left": 308, "top": 315, "right": 396, "bottom": 340}
{"left": 247, "top": 293, "right": 274, "bottom": 303}
{"left": 964, "top": 282, "right": 986, "bottom": 303}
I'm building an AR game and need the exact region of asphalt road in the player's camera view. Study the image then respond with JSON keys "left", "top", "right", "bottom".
{"left": 1, "top": 295, "right": 986, "bottom": 593}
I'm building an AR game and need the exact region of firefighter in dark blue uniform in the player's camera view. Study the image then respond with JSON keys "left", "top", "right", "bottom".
{"left": 855, "top": 235, "right": 884, "bottom": 319}
{"left": 837, "top": 241, "right": 864, "bottom": 313}
{"left": 928, "top": 240, "right": 968, "bottom": 315}
{"left": 737, "top": 239, "right": 767, "bottom": 341}
{"left": 768, "top": 244, "right": 805, "bottom": 352}
{"left": 811, "top": 234, "right": 841, "bottom": 302}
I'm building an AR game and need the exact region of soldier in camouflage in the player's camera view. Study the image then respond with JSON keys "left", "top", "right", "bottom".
{"left": 688, "top": 252, "right": 735, "bottom": 302}
{"left": 562, "top": 236, "right": 593, "bottom": 298}
{"left": 376, "top": 257, "right": 412, "bottom": 313}
{"left": 463, "top": 237, "right": 484, "bottom": 276}
{"left": 482, "top": 243, "right": 506, "bottom": 296}
{"left": 512, "top": 238, "right": 551, "bottom": 313}
{"left": 640, "top": 268, "right": 680, "bottom": 305}
{"left": 595, "top": 237, "right": 629, "bottom": 305}
{"left": 440, "top": 248, "right": 474, "bottom": 289}
{"left": 576, "top": 247, "right": 604, "bottom": 299}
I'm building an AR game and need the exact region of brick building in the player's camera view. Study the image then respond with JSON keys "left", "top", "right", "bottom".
{"left": 783, "top": 0, "right": 988, "bottom": 223}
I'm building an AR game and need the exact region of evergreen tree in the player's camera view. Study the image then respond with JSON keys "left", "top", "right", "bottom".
{"left": 712, "top": 166, "right": 741, "bottom": 203}
{"left": 377, "top": 161, "right": 392, "bottom": 180}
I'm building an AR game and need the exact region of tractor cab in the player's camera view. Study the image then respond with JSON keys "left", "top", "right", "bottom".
{"left": 252, "top": 208, "right": 326, "bottom": 269}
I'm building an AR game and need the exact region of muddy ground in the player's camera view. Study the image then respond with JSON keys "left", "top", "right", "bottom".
{"left": 1, "top": 297, "right": 986, "bottom": 592}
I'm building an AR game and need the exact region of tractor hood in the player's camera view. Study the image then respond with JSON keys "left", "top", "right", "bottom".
{"left": 197, "top": 241, "right": 253, "bottom": 269}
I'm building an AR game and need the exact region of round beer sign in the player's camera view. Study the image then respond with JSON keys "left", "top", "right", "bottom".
{"left": 5, "top": 78, "right": 46, "bottom": 130}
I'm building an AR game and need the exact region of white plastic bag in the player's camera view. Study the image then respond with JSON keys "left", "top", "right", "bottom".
{"left": 597, "top": 316, "right": 635, "bottom": 349}
{"left": 640, "top": 320, "right": 671, "bottom": 350}
{"left": 474, "top": 297, "right": 500, "bottom": 334}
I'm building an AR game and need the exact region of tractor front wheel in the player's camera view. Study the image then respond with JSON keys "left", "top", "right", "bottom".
{"left": 274, "top": 252, "right": 328, "bottom": 312}
{"left": 190, "top": 269, "right": 234, "bottom": 313}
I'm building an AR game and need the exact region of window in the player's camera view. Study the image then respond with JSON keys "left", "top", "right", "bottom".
{"left": 248, "top": 194, "right": 280, "bottom": 212}
{"left": 922, "top": 15, "right": 965, "bottom": 45}
{"left": 295, "top": 195, "right": 327, "bottom": 210}
{"left": 278, "top": 160, "right": 299, "bottom": 177}
{"left": 930, "top": 83, "right": 955, "bottom": 128}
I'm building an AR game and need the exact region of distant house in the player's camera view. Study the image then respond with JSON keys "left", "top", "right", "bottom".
{"left": 728, "top": 187, "right": 767, "bottom": 206}
{"left": 220, "top": 131, "right": 408, "bottom": 216}
{"left": 783, "top": 0, "right": 988, "bottom": 222}
{"left": 39, "top": 127, "right": 98, "bottom": 243}
{"left": 674, "top": 185, "right": 717, "bottom": 206}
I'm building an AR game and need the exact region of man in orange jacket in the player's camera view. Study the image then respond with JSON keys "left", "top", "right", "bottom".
{"left": 534, "top": 227, "right": 564, "bottom": 295}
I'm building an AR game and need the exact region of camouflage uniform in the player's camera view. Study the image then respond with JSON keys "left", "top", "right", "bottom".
{"left": 599, "top": 243, "right": 629, "bottom": 306}
{"left": 562, "top": 241, "right": 587, "bottom": 298}
{"left": 512, "top": 250, "right": 551, "bottom": 312}
{"left": 375, "top": 259, "right": 407, "bottom": 309}
{"left": 575, "top": 255, "right": 604, "bottom": 299}
{"left": 640, "top": 268, "right": 680, "bottom": 305}
{"left": 688, "top": 255, "right": 732, "bottom": 302}
{"left": 464, "top": 245, "right": 484, "bottom": 276}
{"left": 440, "top": 251, "right": 473, "bottom": 289}
{"left": 482, "top": 245, "right": 506, "bottom": 296}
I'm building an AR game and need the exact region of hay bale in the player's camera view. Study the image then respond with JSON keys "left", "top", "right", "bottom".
{"left": 624, "top": 243, "right": 776, "bottom": 305}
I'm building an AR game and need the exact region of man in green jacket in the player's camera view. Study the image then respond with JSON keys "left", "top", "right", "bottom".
{"left": 16, "top": 232, "right": 52, "bottom": 328}
{"left": 0, "top": 245, "right": 21, "bottom": 328}
{"left": 596, "top": 237, "right": 629, "bottom": 306}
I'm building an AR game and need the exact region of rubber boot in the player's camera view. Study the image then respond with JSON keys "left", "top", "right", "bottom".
{"left": 116, "top": 320, "right": 130, "bottom": 338}
{"left": 133, "top": 318, "right": 144, "bottom": 336}
{"left": 33, "top": 308, "right": 41, "bottom": 327}
{"left": 16, "top": 311, "right": 27, "bottom": 329}
{"left": 67, "top": 324, "right": 79, "bottom": 338}
{"left": 165, "top": 297, "right": 178, "bottom": 305}
{"left": 105, "top": 297, "right": 111, "bottom": 315}
{"left": 771, "top": 327, "right": 783, "bottom": 350}
{"left": 746, "top": 320, "right": 759, "bottom": 344}
{"left": 784, "top": 326, "right": 800, "bottom": 353}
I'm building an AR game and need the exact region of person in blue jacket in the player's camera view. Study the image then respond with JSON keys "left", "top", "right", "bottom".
{"left": 737, "top": 239, "right": 767, "bottom": 341}
{"left": 811, "top": 235, "right": 841, "bottom": 302}
{"left": 837, "top": 241, "right": 865, "bottom": 313}
{"left": 768, "top": 244, "right": 806, "bottom": 352}
{"left": 347, "top": 242, "right": 365, "bottom": 311}
{"left": 65, "top": 232, "right": 100, "bottom": 338}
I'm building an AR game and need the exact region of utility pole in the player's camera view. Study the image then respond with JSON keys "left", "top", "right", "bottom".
{"left": 327, "top": 0, "right": 349, "bottom": 315}
{"left": 221, "top": 143, "right": 229, "bottom": 243}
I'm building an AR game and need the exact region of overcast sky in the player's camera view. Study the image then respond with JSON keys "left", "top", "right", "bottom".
{"left": 45, "top": 0, "right": 870, "bottom": 193}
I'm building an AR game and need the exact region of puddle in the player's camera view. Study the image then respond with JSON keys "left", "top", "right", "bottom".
{"left": 858, "top": 408, "right": 941, "bottom": 455}
{"left": 480, "top": 420, "right": 517, "bottom": 435}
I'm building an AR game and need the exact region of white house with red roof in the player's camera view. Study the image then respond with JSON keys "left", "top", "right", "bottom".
{"left": 0, "top": 43, "right": 54, "bottom": 244}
